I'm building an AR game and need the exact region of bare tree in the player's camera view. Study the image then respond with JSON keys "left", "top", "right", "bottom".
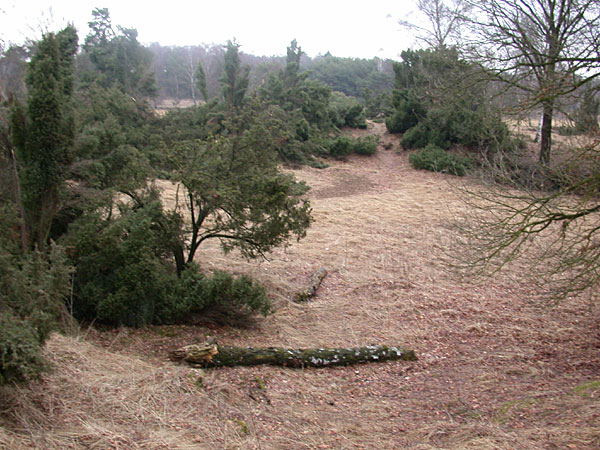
{"left": 399, "top": 0, "right": 471, "bottom": 50}
{"left": 464, "top": 0, "right": 600, "bottom": 164}
{"left": 454, "top": 137, "right": 600, "bottom": 304}
{"left": 185, "top": 47, "right": 197, "bottom": 105}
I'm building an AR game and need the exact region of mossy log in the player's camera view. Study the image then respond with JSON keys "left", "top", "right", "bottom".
{"left": 294, "top": 267, "right": 328, "bottom": 302}
{"left": 169, "top": 343, "right": 416, "bottom": 368}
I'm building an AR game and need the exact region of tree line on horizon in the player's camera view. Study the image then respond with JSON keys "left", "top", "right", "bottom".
{"left": 148, "top": 42, "right": 395, "bottom": 107}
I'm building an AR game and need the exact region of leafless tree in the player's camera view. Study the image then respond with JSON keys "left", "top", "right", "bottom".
{"left": 399, "top": 0, "right": 471, "bottom": 50}
{"left": 463, "top": 0, "right": 600, "bottom": 164}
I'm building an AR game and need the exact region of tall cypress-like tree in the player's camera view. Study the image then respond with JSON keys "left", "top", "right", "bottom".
{"left": 283, "top": 39, "right": 303, "bottom": 89}
{"left": 220, "top": 40, "right": 249, "bottom": 110}
{"left": 195, "top": 61, "right": 208, "bottom": 102}
{"left": 10, "top": 25, "right": 78, "bottom": 250}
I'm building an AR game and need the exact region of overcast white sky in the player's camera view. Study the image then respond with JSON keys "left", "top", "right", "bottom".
{"left": 0, "top": 1, "right": 420, "bottom": 59}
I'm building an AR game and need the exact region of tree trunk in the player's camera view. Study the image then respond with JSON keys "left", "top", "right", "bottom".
{"left": 35, "top": 186, "right": 59, "bottom": 251}
{"left": 539, "top": 100, "right": 553, "bottom": 165}
{"left": 533, "top": 113, "right": 543, "bottom": 143}
{"left": 294, "top": 267, "right": 327, "bottom": 302}
{"left": 9, "top": 146, "right": 29, "bottom": 252}
{"left": 187, "top": 50, "right": 196, "bottom": 106}
{"left": 169, "top": 343, "right": 417, "bottom": 368}
{"left": 172, "top": 243, "right": 186, "bottom": 276}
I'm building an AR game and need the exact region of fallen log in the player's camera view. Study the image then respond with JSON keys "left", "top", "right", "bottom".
{"left": 294, "top": 267, "right": 328, "bottom": 302}
{"left": 169, "top": 343, "right": 416, "bottom": 368}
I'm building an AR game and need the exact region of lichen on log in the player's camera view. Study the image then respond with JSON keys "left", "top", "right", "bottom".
{"left": 294, "top": 267, "right": 328, "bottom": 302}
{"left": 169, "top": 344, "right": 416, "bottom": 368}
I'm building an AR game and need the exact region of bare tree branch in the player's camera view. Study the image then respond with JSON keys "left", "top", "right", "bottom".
{"left": 453, "top": 137, "right": 600, "bottom": 303}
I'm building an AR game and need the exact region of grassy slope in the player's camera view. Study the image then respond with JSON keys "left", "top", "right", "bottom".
{"left": 1, "top": 122, "right": 599, "bottom": 449}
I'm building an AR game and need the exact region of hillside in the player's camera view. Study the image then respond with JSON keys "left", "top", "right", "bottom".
{"left": 1, "top": 123, "right": 599, "bottom": 449}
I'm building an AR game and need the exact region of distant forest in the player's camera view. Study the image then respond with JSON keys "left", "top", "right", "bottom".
{"left": 147, "top": 43, "right": 395, "bottom": 105}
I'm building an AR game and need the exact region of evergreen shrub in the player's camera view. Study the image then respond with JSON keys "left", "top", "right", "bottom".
{"left": 66, "top": 202, "right": 173, "bottom": 327}
{"left": 0, "top": 206, "right": 72, "bottom": 384}
{"left": 329, "top": 92, "right": 367, "bottom": 129}
{"left": 327, "top": 135, "right": 378, "bottom": 159}
{"left": 385, "top": 90, "right": 425, "bottom": 134}
{"left": 353, "top": 136, "right": 378, "bottom": 155}
{"left": 160, "top": 266, "right": 271, "bottom": 325}
{"left": 400, "top": 122, "right": 432, "bottom": 149}
{"left": 409, "top": 144, "right": 473, "bottom": 176}
{"left": 0, "top": 313, "right": 47, "bottom": 384}
{"left": 328, "top": 135, "right": 354, "bottom": 159}
{"left": 67, "top": 207, "right": 272, "bottom": 327}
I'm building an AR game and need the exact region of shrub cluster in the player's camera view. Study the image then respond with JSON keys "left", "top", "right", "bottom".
{"left": 327, "top": 135, "right": 378, "bottom": 159}
{"left": 0, "top": 206, "right": 73, "bottom": 384}
{"left": 163, "top": 266, "right": 271, "bottom": 326}
{"left": 0, "top": 313, "right": 48, "bottom": 384}
{"left": 385, "top": 49, "right": 520, "bottom": 159}
{"left": 329, "top": 92, "right": 368, "bottom": 129}
{"left": 399, "top": 103, "right": 515, "bottom": 154}
{"left": 385, "top": 89, "right": 424, "bottom": 134}
{"left": 65, "top": 204, "right": 272, "bottom": 328}
{"left": 409, "top": 144, "right": 474, "bottom": 176}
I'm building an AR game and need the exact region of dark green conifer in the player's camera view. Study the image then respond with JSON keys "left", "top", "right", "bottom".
{"left": 220, "top": 40, "right": 249, "bottom": 109}
{"left": 10, "top": 25, "right": 78, "bottom": 250}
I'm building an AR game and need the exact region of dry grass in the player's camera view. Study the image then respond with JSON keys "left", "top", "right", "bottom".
{"left": 1, "top": 122, "right": 599, "bottom": 449}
